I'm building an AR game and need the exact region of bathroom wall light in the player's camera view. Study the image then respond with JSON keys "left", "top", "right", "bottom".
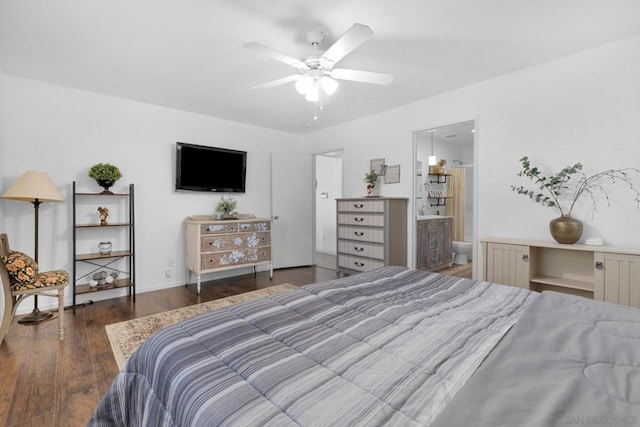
{"left": 428, "top": 130, "right": 437, "bottom": 166}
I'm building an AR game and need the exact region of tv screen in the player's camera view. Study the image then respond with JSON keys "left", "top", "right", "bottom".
{"left": 176, "top": 142, "right": 247, "bottom": 193}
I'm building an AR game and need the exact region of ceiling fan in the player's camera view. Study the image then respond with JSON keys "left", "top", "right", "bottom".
{"left": 243, "top": 23, "right": 394, "bottom": 103}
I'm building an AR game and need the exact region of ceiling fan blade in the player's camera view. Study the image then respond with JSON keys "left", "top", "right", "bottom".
{"left": 249, "top": 74, "right": 301, "bottom": 90}
{"left": 322, "top": 23, "right": 373, "bottom": 65}
{"left": 330, "top": 68, "right": 394, "bottom": 85}
{"left": 243, "top": 42, "right": 307, "bottom": 70}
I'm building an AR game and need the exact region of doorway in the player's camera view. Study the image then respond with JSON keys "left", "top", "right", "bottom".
{"left": 313, "top": 150, "right": 343, "bottom": 270}
{"left": 413, "top": 120, "right": 478, "bottom": 277}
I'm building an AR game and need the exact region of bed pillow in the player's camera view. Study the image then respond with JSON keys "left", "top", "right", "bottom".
{"left": 1, "top": 250, "right": 39, "bottom": 286}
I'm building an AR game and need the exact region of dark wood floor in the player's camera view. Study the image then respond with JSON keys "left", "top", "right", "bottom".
{"left": 0, "top": 264, "right": 470, "bottom": 426}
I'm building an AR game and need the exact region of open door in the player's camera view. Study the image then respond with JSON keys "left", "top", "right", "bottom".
{"left": 271, "top": 153, "right": 313, "bottom": 268}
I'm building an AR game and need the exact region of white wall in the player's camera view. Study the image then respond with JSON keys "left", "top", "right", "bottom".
{"left": 2, "top": 33, "right": 640, "bottom": 312}
{"left": 1, "top": 76, "right": 304, "bottom": 312}
{"left": 0, "top": 66, "right": 5, "bottom": 317}
{"left": 305, "top": 34, "right": 640, "bottom": 275}
{"left": 0, "top": 65, "right": 5, "bottom": 228}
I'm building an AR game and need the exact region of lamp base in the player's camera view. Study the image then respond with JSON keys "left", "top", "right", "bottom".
{"left": 17, "top": 308, "right": 54, "bottom": 325}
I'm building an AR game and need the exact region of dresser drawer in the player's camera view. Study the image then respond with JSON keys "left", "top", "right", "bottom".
{"left": 338, "top": 240, "right": 384, "bottom": 260}
{"left": 338, "top": 213, "right": 384, "bottom": 227}
{"left": 202, "top": 247, "right": 271, "bottom": 269}
{"left": 239, "top": 221, "right": 271, "bottom": 232}
{"left": 337, "top": 199, "right": 384, "bottom": 213}
{"left": 201, "top": 222, "right": 239, "bottom": 235}
{"left": 338, "top": 226, "right": 384, "bottom": 244}
{"left": 338, "top": 254, "right": 385, "bottom": 272}
{"left": 201, "top": 232, "right": 270, "bottom": 253}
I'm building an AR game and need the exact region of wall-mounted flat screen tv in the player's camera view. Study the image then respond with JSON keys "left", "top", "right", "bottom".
{"left": 175, "top": 142, "right": 247, "bottom": 193}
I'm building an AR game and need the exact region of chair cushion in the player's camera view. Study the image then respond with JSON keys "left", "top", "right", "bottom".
{"left": 1, "top": 250, "right": 39, "bottom": 287}
{"left": 11, "top": 270, "right": 69, "bottom": 292}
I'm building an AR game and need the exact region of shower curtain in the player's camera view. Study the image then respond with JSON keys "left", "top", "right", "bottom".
{"left": 445, "top": 167, "right": 465, "bottom": 241}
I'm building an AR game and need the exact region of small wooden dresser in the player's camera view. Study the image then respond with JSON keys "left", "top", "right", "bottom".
{"left": 336, "top": 197, "right": 408, "bottom": 275}
{"left": 184, "top": 216, "right": 272, "bottom": 294}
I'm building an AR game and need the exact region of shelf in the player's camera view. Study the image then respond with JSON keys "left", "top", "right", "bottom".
{"left": 74, "top": 192, "right": 130, "bottom": 196}
{"left": 429, "top": 174, "right": 451, "bottom": 184}
{"left": 72, "top": 181, "right": 135, "bottom": 313}
{"left": 530, "top": 275, "right": 594, "bottom": 292}
{"left": 75, "top": 250, "right": 134, "bottom": 261}
{"left": 75, "top": 223, "right": 132, "bottom": 228}
{"left": 75, "top": 278, "right": 133, "bottom": 294}
{"left": 429, "top": 197, "right": 451, "bottom": 207}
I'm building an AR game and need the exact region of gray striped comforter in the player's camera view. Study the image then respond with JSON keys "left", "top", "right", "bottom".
{"left": 90, "top": 267, "right": 536, "bottom": 426}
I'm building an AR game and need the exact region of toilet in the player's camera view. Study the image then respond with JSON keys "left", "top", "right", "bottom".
{"left": 452, "top": 241, "right": 472, "bottom": 265}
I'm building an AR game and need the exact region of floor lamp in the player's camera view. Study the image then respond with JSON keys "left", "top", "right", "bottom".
{"left": 2, "top": 170, "right": 64, "bottom": 324}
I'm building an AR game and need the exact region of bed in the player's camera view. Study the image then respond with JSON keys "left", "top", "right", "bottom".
{"left": 90, "top": 267, "right": 640, "bottom": 426}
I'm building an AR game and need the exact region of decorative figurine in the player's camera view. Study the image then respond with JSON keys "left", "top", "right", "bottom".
{"left": 98, "top": 206, "right": 109, "bottom": 225}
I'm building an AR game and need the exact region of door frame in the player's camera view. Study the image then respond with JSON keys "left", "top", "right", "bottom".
{"left": 312, "top": 148, "right": 345, "bottom": 267}
{"left": 412, "top": 118, "right": 480, "bottom": 278}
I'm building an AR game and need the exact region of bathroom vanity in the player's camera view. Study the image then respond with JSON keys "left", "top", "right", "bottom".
{"left": 416, "top": 215, "right": 453, "bottom": 271}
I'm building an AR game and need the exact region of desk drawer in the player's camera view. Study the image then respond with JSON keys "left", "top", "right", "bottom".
{"left": 338, "top": 226, "right": 384, "bottom": 243}
{"left": 337, "top": 200, "right": 384, "bottom": 213}
{"left": 338, "top": 213, "right": 384, "bottom": 227}
{"left": 338, "top": 240, "right": 384, "bottom": 260}
{"left": 338, "top": 255, "right": 384, "bottom": 272}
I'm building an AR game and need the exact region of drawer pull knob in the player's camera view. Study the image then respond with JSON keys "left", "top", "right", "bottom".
{"left": 354, "top": 232, "right": 364, "bottom": 236}
{"left": 354, "top": 217, "right": 364, "bottom": 222}
{"left": 354, "top": 247, "right": 364, "bottom": 252}
{"left": 522, "top": 254, "right": 529, "bottom": 262}
{"left": 354, "top": 204, "right": 364, "bottom": 208}
{"left": 354, "top": 261, "right": 365, "bottom": 267}
{"left": 595, "top": 261, "right": 604, "bottom": 270}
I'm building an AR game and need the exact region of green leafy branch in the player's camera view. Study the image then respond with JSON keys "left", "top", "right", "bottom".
{"left": 511, "top": 156, "right": 640, "bottom": 217}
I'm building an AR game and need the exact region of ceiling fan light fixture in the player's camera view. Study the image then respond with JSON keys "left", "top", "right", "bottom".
{"left": 305, "top": 83, "right": 320, "bottom": 102}
{"left": 321, "top": 76, "right": 338, "bottom": 96}
{"left": 295, "top": 75, "right": 312, "bottom": 94}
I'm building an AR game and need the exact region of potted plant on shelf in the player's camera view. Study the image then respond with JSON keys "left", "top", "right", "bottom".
{"left": 364, "top": 170, "right": 379, "bottom": 197}
{"left": 511, "top": 156, "right": 640, "bottom": 244}
{"left": 429, "top": 159, "right": 447, "bottom": 175}
{"left": 215, "top": 196, "right": 237, "bottom": 219}
{"left": 88, "top": 163, "right": 123, "bottom": 194}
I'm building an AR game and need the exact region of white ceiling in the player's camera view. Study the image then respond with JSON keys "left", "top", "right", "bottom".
{"left": 1, "top": 0, "right": 639, "bottom": 135}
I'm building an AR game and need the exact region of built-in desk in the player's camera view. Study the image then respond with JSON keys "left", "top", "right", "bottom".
{"left": 482, "top": 237, "right": 640, "bottom": 307}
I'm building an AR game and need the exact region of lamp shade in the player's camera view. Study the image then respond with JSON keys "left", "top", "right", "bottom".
{"left": 321, "top": 76, "right": 338, "bottom": 96}
{"left": 2, "top": 171, "right": 64, "bottom": 202}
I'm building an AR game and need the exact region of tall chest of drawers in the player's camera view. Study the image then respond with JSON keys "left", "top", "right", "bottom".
{"left": 336, "top": 198, "right": 408, "bottom": 275}
{"left": 184, "top": 216, "right": 273, "bottom": 294}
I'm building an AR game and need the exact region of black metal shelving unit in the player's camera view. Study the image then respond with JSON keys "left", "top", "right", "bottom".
{"left": 72, "top": 181, "right": 135, "bottom": 313}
